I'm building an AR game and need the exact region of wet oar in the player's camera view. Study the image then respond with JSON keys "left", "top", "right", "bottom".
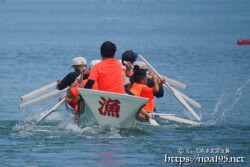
{"left": 139, "top": 55, "right": 201, "bottom": 121}
{"left": 159, "top": 115, "right": 200, "bottom": 125}
{"left": 36, "top": 98, "right": 66, "bottom": 123}
{"left": 19, "top": 88, "right": 67, "bottom": 110}
{"left": 21, "top": 82, "right": 57, "bottom": 101}
{"left": 150, "top": 113, "right": 176, "bottom": 116}
{"left": 149, "top": 118, "right": 160, "bottom": 126}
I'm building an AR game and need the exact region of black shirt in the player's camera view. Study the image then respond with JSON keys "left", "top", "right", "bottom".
{"left": 58, "top": 70, "right": 88, "bottom": 90}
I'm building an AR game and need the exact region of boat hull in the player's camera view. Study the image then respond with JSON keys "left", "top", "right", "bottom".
{"left": 77, "top": 89, "right": 149, "bottom": 128}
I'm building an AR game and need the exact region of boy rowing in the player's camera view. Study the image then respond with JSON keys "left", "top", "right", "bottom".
{"left": 130, "top": 70, "right": 165, "bottom": 118}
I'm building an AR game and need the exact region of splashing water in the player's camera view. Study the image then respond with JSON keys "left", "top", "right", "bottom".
{"left": 211, "top": 79, "right": 250, "bottom": 126}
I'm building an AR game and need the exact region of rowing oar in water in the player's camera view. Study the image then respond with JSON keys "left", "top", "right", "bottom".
{"left": 139, "top": 55, "right": 201, "bottom": 121}
{"left": 149, "top": 113, "right": 200, "bottom": 125}
{"left": 36, "top": 98, "right": 66, "bottom": 124}
{"left": 159, "top": 115, "right": 200, "bottom": 126}
{"left": 140, "top": 108, "right": 160, "bottom": 126}
{"left": 149, "top": 118, "right": 160, "bottom": 126}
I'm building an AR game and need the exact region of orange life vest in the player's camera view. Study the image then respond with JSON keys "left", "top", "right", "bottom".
{"left": 130, "top": 82, "right": 155, "bottom": 118}
{"left": 122, "top": 69, "right": 134, "bottom": 76}
{"left": 67, "top": 97, "right": 78, "bottom": 111}
{"left": 70, "top": 79, "right": 98, "bottom": 110}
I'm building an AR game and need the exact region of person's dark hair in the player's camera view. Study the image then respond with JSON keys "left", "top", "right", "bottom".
{"left": 101, "top": 41, "right": 116, "bottom": 58}
{"left": 133, "top": 70, "right": 146, "bottom": 83}
{"left": 122, "top": 50, "right": 137, "bottom": 65}
{"left": 133, "top": 65, "right": 140, "bottom": 73}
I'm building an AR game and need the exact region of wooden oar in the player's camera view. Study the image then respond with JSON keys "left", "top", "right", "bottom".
{"left": 158, "top": 115, "right": 200, "bottom": 125}
{"left": 147, "top": 74, "right": 202, "bottom": 109}
{"left": 162, "top": 75, "right": 188, "bottom": 90}
{"left": 18, "top": 88, "right": 67, "bottom": 110}
{"left": 36, "top": 98, "right": 66, "bottom": 124}
{"left": 149, "top": 118, "right": 160, "bottom": 126}
{"left": 129, "top": 60, "right": 187, "bottom": 90}
{"left": 149, "top": 113, "right": 176, "bottom": 116}
{"left": 171, "top": 87, "right": 202, "bottom": 109}
{"left": 21, "top": 82, "right": 57, "bottom": 101}
{"left": 139, "top": 55, "right": 201, "bottom": 121}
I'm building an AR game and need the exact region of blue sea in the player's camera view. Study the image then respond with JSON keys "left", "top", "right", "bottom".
{"left": 0, "top": 0, "right": 250, "bottom": 166}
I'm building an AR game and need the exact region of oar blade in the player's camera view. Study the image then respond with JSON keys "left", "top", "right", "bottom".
{"left": 19, "top": 88, "right": 67, "bottom": 110}
{"left": 173, "top": 90, "right": 201, "bottom": 121}
{"left": 150, "top": 113, "right": 176, "bottom": 116}
{"left": 163, "top": 75, "right": 188, "bottom": 90}
{"left": 149, "top": 118, "right": 160, "bottom": 126}
{"left": 36, "top": 98, "right": 65, "bottom": 124}
{"left": 172, "top": 87, "right": 202, "bottom": 109}
{"left": 21, "top": 82, "right": 57, "bottom": 102}
{"left": 159, "top": 115, "right": 200, "bottom": 125}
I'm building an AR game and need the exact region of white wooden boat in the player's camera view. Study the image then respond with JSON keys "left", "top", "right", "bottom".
{"left": 20, "top": 56, "right": 202, "bottom": 126}
{"left": 77, "top": 88, "right": 150, "bottom": 128}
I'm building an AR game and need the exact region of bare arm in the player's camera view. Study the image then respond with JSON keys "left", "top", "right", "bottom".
{"left": 140, "top": 109, "right": 152, "bottom": 119}
{"left": 124, "top": 61, "right": 133, "bottom": 76}
{"left": 151, "top": 73, "right": 159, "bottom": 94}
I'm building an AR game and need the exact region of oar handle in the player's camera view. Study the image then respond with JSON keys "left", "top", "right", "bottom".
{"left": 139, "top": 55, "right": 174, "bottom": 94}
{"left": 79, "top": 71, "right": 84, "bottom": 88}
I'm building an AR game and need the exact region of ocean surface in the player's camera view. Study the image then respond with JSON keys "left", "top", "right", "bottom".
{"left": 0, "top": 0, "right": 250, "bottom": 166}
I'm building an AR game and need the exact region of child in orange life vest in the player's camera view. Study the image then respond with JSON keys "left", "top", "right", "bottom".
{"left": 122, "top": 72, "right": 152, "bottom": 119}
{"left": 130, "top": 70, "right": 164, "bottom": 118}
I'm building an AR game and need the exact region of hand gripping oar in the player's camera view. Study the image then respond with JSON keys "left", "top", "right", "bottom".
{"left": 36, "top": 98, "right": 66, "bottom": 124}
{"left": 139, "top": 55, "right": 201, "bottom": 121}
{"left": 146, "top": 73, "right": 188, "bottom": 90}
{"left": 21, "top": 82, "right": 57, "bottom": 102}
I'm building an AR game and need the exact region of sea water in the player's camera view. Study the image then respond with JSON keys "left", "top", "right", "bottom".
{"left": 0, "top": 0, "right": 250, "bottom": 166}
